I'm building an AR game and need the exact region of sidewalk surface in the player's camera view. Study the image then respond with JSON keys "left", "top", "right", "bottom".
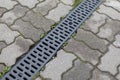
{"left": 0, "top": 0, "right": 120, "bottom": 80}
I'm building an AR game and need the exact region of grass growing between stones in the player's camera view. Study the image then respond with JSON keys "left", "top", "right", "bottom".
{"left": 72, "top": 0, "right": 82, "bottom": 8}
{"left": 0, "top": 66, "right": 11, "bottom": 78}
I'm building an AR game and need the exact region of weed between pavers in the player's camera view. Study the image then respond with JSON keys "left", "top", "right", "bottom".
{"left": 0, "top": 66, "right": 11, "bottom": 78}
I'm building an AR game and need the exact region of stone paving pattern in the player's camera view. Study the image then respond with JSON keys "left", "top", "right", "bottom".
{"left": 0, "top": 0, "right": 120, "bottom": 80}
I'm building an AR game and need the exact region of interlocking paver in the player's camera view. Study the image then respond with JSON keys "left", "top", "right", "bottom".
{"left": 40, "top": 50, "right": 76, "bottom": 80}
{"left": 0, "top": 42, "right": 6, "bottom": 52}
{"left": 17, "top": 0, "right": 39, "bottom": 8}
{"left": 0, "top": 5, "right": 29, "bottom": 25}
{"left": 0, "top": 64, "right": 5, "bottom": 72}
{"left": 104, "top": 0, "right": 120, "bottom": 12}
{"left": 116, "top": 66, "right": 120, "bottom": 80}
{"left": 0, "top": 23, "right": 19, "bottom": 44}
{"left": 98, "top": 45, "right": 120, "bottom": 75}
{"left": 61, "top": 0, "right": 75, "bottom": 5}
{"left": 0, "top": 36, "right": 34, "bottom": 66}
{"left": 64, "top": 39, "right": 102, "bottom": 65}
{"left": 83, "top": 12, "right": 107, "bottom": 33}
{"left": 0, "top": 0, "right": 17, "bottom": 10}
{"left": 33, "top": 0, "right": 59, "bottom": 15}
{"left": 97, "top": 19, "right": 120, "bottom": 42}
{"left": 22, "top": 11, "right": 54, "bottom": 32}
{"left": 75, "top": 29, "right": 108, "bottom": 53}
{"left": 0, "top": 8, "right": 7, "bottom": 17}
{"left": 45, "top": 3, "right": 72, "bottom": 22}
{"left": 113, "top": 32, "right": 120, "bottom": 48}
{"left": 11, "top": 19, "right": 44, "bottom": 42}
{"left": 62, "top": 59, "right": 93, "bottom": 80}
{"left": 90, "top": 69, "right": 117, "bottom": 80}
{"left": 98, "top": 5, "right": 120, "bottom": 20}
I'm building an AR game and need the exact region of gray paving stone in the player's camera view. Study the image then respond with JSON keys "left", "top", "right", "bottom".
{"left": 0, "top": 64, "right": 5, "bottom": 72}
{"left": 0, "top": 0, "right": 17, "bottom": 10}
{"left": 22, "top": 11, "right": 54, "bottom": 32}
{"left": 40, "top": 50, "right": 76, "bottom": 80}
{"left": 45, "top": 3, "right": 72, "bottom": 22}
{"left": 62, "top": 59, "right": 93, "bottom": 80}
{"left": 0, "top": 8, "right": 7, "bottom": 17}
{"left": 0, "top": 42, "right": 6, "bottom": 51}
{"left": 98, "top": 5, "right": 120, "bottom": 20}
{"left": 113, "top": 32, "right": 120, "bottom": 48}
{"left": 11, "top": 19, "right": 44, "bottom": 42}
{"left": 33, "top": 0, "right": 59, "bottom": 15}
{"left": 64, "top": 39, "right": 102, "bottom": 65}
{"left": 0, "top": 36, "right": 34, "bottom": 66}
{"left": 90, "top": 69, "right": 117, "bottom": 80}
{"left": 0, "top": 5, "right": 29, "bottom": 25}
{"left": 17, "top": 0, "right": 39, "bottom": 8}
{"left": 97, "top": 19, "right": 120, "bottom": 42}
{"left": 61, "top": 0, "right": 75, "bottom": 5}
{"left": 83, "top": 12, "right": 107, "bottom": 33}
{"left": 75, "top": 29, "right": 108, "bottom": 53}
{"left": 0, "top": 23, "right": 19, "bottom": 44}
{"left": 98, "top": 45, "right": 120, "bottom": 75}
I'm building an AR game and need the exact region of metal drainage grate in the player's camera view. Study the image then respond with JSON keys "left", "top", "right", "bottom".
{"left": 1, "top": 0, "right": 103, "bottom": 80}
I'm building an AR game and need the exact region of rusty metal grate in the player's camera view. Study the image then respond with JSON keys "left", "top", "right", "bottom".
{"left": 1, "top": 0, "right": 103, "bottom": 80}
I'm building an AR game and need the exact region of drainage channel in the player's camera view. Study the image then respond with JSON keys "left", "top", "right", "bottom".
{"left": 1, "top": 0, "right": 103, "bottom": 80}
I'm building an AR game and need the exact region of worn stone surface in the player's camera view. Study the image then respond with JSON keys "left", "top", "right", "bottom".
{"left": 0, "top": 5, "right": 29, "bottom": 25}
{"left": 75, "top": 29, "right": 108, "bottom": 53}
{"left": 116, "top": 66, "right": 120, "bottom": 80}
{"left": 17, "top": 0, "right": 39, "bottom": 8}
{"left": 0, "top": 8, "right": 7, "bottom": 17}
{"left": 98, "top": 45, "right": 120, "bottom": 75}
{"left": 0, "top": 64, "right": 5, "bottom": 72}
{"left": 0, "top": 42, "right": 6, "bottom": 51}
{"left": 64, "top": 39, "right": 102, "bottom": 65}
{"left": 35, "top": 77, "right": 42, "bottom": 80}
{"left": 97, "top": 19, "right": 120, "bottom": 42}
{"left": 62, "top": 59, "right": 93, "bottom": 80}
{"left": 90, "top": 69, "right": 117, "bottom": 80}
{"left": 33, "top": 0, "right": 59, "bottom": 15}
{"left": 11, "top": 19, "right": 44, "bottom": 42}
{"left": 0, "top": 36, "right": 34, "bottom": 66}
{"left": 61, "top": 0, "right": 75, "bottom": 5}
{"left": 22, "top": 11, "right": 54, "bottom": 32}
{"left": 104, "top": 0, "right": 120, "bottom": 12}
{"left": 0, "top": 0, "right": 17, "bottom": 9}
{"left": 83, "top": 12, "right": 107, "bottom": 33}
{"left": 113, "top": 33, "right": 120, "bottom": 48}
{"left": 98, "top": 5, "right": 120, "bottom": 20}
{"left": 0, "top": 23, "right": 19, "bottom": 44}
{"left": 40, "top": 50, "right": 76, "bottom": 80}
{"left": 45, "top": 3, "right": 72, "bottom": 22}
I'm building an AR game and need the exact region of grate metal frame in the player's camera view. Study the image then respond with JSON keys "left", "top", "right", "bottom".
{"left": 1, "top": 0, "right": 103, "bottom": 80}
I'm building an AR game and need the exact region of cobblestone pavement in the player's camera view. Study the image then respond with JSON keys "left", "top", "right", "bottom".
{"left": 0, "top": 0, "right": 120, "bottom": 80}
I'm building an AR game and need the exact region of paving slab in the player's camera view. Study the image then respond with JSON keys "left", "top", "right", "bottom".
{"left": 83, "top": 12, "right": 107, "bottom": 33}
{"left": 75, "top": 29, "right": 108, "bottom": 53}
{"left": 22, "top": 11, "right": 54, "bottom": 32}
{"left": 33, "top": 0, "right": 59, "bottom": 15}
{"left": 104, "top": 0, "right": 120, "bottom": 12}
{"left": 0, "top": 5, "right": 29, "bottom": 25}
{"left": 113, "top": 32, "right": 120, "bottom": 48}
{"left": 98, "top": 5, "right": 120, "bottom": 20}
{"left": 98, "top": 45, "right": 120, "bottom": 75}
{"left": 40, "top": 50, "right": 76, "bottom": 80}
{"left": 0, "top": 23, "right": 19, "bottom": 44}
{"left": 90, "top": 69, "right": 117, "bottom": 80}
{"left": 0, "top": 36, "right": 34, "bottom": 66}
{"left": 0, "top": 8, "right": 7, "bottom": 17}
{"left": 62, "top": 59, "right": 93, "bottom": 80}
{"left": 61, "top": 0, "right": 75, "bottom": 5}
{"left": 45, "top": 3, "right": 72, "bottom": 22}
{"left": 97, "top": 19, "right": 120, "bottom": 42}
{"left": 17, "top": 0, "right": 39, "bottom": 8}
{"left": 64, "top": 39, "right": 102, "bottom": 65}
{"left": 11, "top": 19, "right": 44, "bottom": 42}
{"left": 0, "top": 42, "right": 6, "bottom": 52}
{"left": 0, "top": 0, "right": 17, "bottom": 10}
